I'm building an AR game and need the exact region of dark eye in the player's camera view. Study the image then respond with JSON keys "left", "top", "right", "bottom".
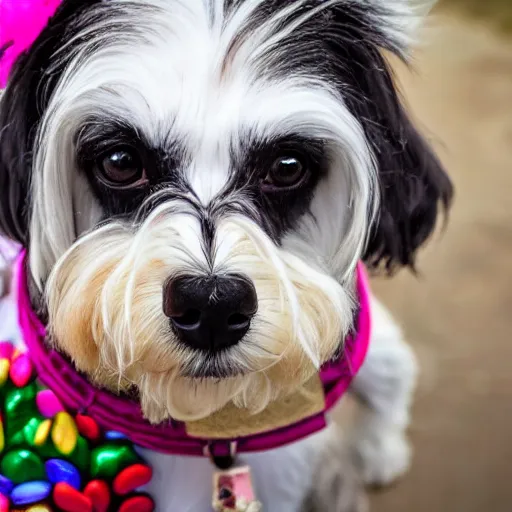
{"left": 263, "top": 155, "right": 307, "bottom": 190}
{"left": 96, "top": 148, "right": 146, "bottom": 188}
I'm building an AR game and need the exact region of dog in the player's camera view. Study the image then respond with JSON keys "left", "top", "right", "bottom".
{"left": 0, "top": 0, "right": 453, "bottom": 510}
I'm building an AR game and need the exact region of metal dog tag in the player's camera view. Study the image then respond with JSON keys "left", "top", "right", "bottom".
{"left": 212, "top": 465, "right": 262, "bottom": 511}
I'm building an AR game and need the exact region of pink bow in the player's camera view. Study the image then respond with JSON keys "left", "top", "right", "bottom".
{"left": 0, "top": 0, "right": 62, "bottom": 87}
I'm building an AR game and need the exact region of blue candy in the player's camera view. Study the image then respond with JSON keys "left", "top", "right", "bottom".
{"left": 105, "top": 430, "right": 127, "bottom": 440}
{"left": 45, "top": 458, "right": 81, "bottom": 490}
{"left": 0, "top": 474, "right": 14, "bottom": 495}
{"left": 10, "top": 481, "right": 51, "bottom": 506}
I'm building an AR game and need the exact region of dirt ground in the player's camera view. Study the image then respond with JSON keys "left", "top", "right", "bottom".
{"left": 367, "top": 12, "right": 512, "bottom": 512}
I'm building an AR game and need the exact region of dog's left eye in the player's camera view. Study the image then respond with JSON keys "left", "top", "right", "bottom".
{"left": 263, "top": 155, "right": 308, "bottom": 190}
{"left": 96, "top": 148, "right": 146, "bottom": 189}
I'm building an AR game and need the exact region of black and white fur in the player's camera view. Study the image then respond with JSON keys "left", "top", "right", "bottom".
{"left": 0, "top": 0, "right": 452, "bottom": 510}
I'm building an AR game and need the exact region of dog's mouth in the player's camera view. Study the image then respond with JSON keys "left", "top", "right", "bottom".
{"left": 180, "top": 351, "right": 247, "bottom": 379}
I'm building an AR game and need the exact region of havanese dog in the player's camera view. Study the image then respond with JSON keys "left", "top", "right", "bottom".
{"left": 0, "top": 0, "right": 452, "bottom": 510}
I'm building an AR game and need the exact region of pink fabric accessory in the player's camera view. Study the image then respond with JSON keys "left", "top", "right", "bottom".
{"left": 0, "top": 0, "right": 63, "bottom": 87}
{"left": 14, "top": 249, "right": 371, "bottom": 457}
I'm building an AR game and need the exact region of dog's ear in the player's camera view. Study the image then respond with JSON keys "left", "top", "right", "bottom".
{"left": 0, "top": 59, "right": 36, "bottom": 246}
{"left": 327, "top": 1, "right": 453, "bottom": 273}
{"left": 0, "top": 0, "right": 102, "bottom": 246}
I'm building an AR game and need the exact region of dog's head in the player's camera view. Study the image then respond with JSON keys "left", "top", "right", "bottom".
{"left": 0, "top": 0, "right": 452, "bottom": 423}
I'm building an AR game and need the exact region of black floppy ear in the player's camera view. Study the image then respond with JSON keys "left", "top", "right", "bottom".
{"left": 0, "top": 65, "right": 35, "bottom": 246}
{"left": 359, "top": 49, "right": 453, "bottom": 272}
{"left": 327, "top": 3, "right": 453, "bottom": 273}
{"left": 0, "top": 0, "right": 102, "bottom": 246}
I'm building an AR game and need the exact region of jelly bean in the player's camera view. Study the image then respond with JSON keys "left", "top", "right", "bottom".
{"left": 25, "top": 505, "right": 53, "bottom": 512}
{"left": 34, "top": 419, "right": 52, "bottom": 446}
{"left": 9, "top": 353, "right": 33, "bottom": 387}
{"left": 53, "top": 482, "right": 93, "bottom": 512}
{"left": 84, "top": 480, "right": 111, "bottom": 512}
{"left": 105, "top": 430, "right": 127, "bottom": 441}
{"left": 0, "top": 418, "right": 4, "bottom": 453}
{"left": 0, "top": 342, "right": 14, "bottom": 360}
{"left": 0, "top": 475, "right": 13, "bottom": 495}
{"left": 51, "top": 412, "right": 78, "bottom": 455}
{"left": 91, "top": 444, "right": 139, "bottom": 480}
{"left": 119, "top": 495, "right": 155, "bottom": 512}
{"left": 23, "top": 417, "right": 43, "bottom": 446}
{"left": 36, "top": 390, "right": 64, "bottom": 418}
{"left": 0, "top": 493, "right": 8, "bottom": 512}
{"left": 1, "top": 449, "right": 45, "bottom": 483}
{"left": 11, "top": 481, "right": 51, "bottom": 506}
{"left": 0, "top": 359, "right": 10, "bottom": 387}
{"left": 46, "top": 459, "right": 81, "bottom": 490}
{"left": 68, "top": 436, "right": 90, "bottom": 473}
{"left": 4, "top": 384, "right": 38, "bottom": 436}
{"left": 75, "top": 414, "right": 100, "bottom": 442}
{"left": 113, "top": 464, "right": 152, "bottom": 495}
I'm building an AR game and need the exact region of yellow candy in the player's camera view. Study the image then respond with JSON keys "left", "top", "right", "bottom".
{"left": 0, "top": 418, "right": 4, "bottom": 453}
{"left": 26, "top": 506, "right": 52, "bottom": 512}
{"left": 34, "top": 419, "right": 52, "bottom": 446}
{"left": 0, "top": 358, "right": 10, "bottom": 386}
{"left": 51, "top": 412, "right": 78, "bottom": 455}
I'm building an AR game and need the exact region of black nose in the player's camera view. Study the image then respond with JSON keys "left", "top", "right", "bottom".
{"left": 163, "top": 274, "right": 257, "bottom": 351}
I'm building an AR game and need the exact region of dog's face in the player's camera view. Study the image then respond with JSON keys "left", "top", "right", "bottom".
{"left": 0, "top": 0, "right": 451, "bottom": 423}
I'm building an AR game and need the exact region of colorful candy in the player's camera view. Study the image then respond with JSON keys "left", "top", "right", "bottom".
{"left": 33, "top": 420, "right": 52, "bottom": 447}
{"left": 0, "top": 493, "right": 8, "bottom": 512}
{"left": 84, "top": 480, "right": 111, "bottom": 512}
{"left": 105, "top": 430, "right": 127, "bottom": 441}
{"left": 0, "top": 360, "right": 10, "bottom": 388}
{"left": 91, "top": 444, "right": 139, "bottom": 480}
{"left": 1, "top": 450, "right": 45, "bottom": 483}
{"left": 119, "top": 495, "right": 155, "bottom": 512}
{"left": 51, "top": 412, "right": 78, "bottom": 456}
{"left": 24, "top": 505, "right": 53, "bottom": 512}
{"left": 0, "top": 475, "right": 13, "bottom": 496}
{"left": 36, "top": 390, "right": 64, "bottom": 419}
{"left": 0, "top": 340, "right": 154, "bottom": 511}
{"left": 113, "top": 463, "right": 152, "bottom": 495}
{"left": 9, "top": 354, "right": 33, "bottom": 388}
{"left": 10, "top": 481, "right": 52, "bottom": 506}
{"left": 45, "top": 459, "right": 81, "bottom": 490}
{"left": 0, "top": 418, "right": 4, "bottom": 453}
{"left": 53, "top": 482, "right": 92, "bottom": 512}
{"left": 75, "top": 414, "right": 100, "bottom": 442}
{"left": 0, "top": 344, "right": 14, "bottom": 361}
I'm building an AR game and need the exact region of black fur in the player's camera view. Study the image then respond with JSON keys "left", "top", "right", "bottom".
{"left": 325, "top": 4, "right": 453, "bottom": 272}
{"left": 0, "top": 0, "right": 103, "bottom": 245}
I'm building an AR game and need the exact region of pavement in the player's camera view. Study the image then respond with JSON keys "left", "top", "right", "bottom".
{"left": 367, "top": 12, "right": 512, "bottom": 512}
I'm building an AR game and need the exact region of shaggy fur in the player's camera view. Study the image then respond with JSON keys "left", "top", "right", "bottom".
{"left": 0, "top": 0, "right": 452, "bottom": 510}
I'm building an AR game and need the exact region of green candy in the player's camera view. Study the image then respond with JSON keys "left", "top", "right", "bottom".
{"left": 23, "top": 416, "right": 44, "bottom": 445}
{"left": 91, "top": 443, "right": 139, "bottom": 480}
{"left": 4, "top": 383, "right": 38, "bottom": 439}
{"left": 1, "top": 448, "right": 45, "bottom": 484}
{"left": 34, "top": 437, "right": 61, "bottom": 460}
{"left": 69, "top": 436, "right": 91, "bottom": 473}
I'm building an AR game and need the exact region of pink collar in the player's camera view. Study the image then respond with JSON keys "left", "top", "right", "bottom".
{"left": 15, "top": 251, "right": 371, "bottom": 457}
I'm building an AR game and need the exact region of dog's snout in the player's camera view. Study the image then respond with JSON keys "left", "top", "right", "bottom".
{"left": 163, "top": 274, "right": 257, "bottom": 351}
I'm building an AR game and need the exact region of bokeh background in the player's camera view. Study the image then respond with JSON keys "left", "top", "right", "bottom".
{"left": 368, "top": 2, "right": 512, "bottom": 511}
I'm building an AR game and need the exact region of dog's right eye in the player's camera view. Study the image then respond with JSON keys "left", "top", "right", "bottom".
{"left": 96, "top": 148, "right": 147, "bottom": 189}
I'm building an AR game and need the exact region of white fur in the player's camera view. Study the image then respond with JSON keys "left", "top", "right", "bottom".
{"left": 9, "top": 0, "right": 430, "bottom": 508}
{"left": 350, "top": 297, "right": 418, "bottom": 485}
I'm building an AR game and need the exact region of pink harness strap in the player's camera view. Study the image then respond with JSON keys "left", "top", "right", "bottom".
{"left": 15, "top": 250, "right": 371, "bottom": 456}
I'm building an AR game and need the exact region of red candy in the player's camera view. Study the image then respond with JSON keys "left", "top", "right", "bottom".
{"left": 0, "top": 493, "right": 9, "bottom": 512}
{"left": 84, "top": 480, "right": 111, "bottom": 512}
{"left": 53, "top": 482, "right": 93, "bottom": 512}
{"left": 75, "top": 414, "right": 101, "bottom": 442}
{"left": 113, "top": 464, "right": 153, "bottom": 495}
{"left": 119, "top": 495, "right": 154, "bottom": 512}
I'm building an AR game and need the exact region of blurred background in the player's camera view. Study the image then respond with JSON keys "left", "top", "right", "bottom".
{"left": 368, "top": 1, "right": 512, "bottom": 511}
